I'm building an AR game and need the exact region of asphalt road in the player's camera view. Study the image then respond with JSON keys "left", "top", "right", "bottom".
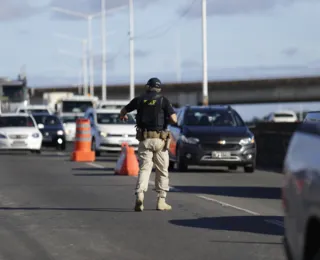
{"left": 0, "top": 148, "right": 285, "bottom": 260}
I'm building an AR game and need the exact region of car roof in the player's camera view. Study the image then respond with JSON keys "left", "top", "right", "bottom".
{"left": 0, "top": 113, "right": 31, "bottom": 117}
{"left": 96, "top": 109, "right": 121, "bottom": 113}
{"left": 184, "top": 105, "right": 232, "bottom": 111}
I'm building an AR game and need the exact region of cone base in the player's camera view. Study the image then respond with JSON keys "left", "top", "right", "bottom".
{"left": 72, "top": 151, "right": 95, "bottom": 162}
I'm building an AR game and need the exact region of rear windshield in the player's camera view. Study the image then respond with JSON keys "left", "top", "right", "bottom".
{"left": 0, "top": 116, "right": 35, "bottom": 127}
{"left": 185, "top": 110, "right": 244, "bottom": 127}
{"left": 274, "top": 113, "right": 295, "bottom": 117}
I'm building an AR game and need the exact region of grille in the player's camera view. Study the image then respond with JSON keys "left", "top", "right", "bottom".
{"left": 9, "top": 134, "right": 28, "bottom": 139}
{"left": 201, "top": 143, "right": 241, "bottom": 151}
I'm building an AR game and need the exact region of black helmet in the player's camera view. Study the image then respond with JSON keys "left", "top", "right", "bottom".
{"left": 146, "top": 77, "right": 162, "bottom": 89}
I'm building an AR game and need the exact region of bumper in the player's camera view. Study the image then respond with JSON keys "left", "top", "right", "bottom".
{"left": 0, "top": 138, "right": 42, "bottom": 150}
{"left": 42, "top": 135, "right": 66, "bottom": 146}
{"left": 177, "top": 143, "right": 256, "bottom": 166}
{"left": 98, "top": 137, "right": 139, "bottom": 151}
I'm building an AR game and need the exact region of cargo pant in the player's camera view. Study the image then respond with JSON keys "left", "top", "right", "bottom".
{"left": 135, "top": 138, "right": 170, "bottom": 198}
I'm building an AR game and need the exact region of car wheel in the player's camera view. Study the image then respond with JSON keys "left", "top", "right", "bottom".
{"left": 34, "top": 150, "right": 41, "bottom": 154}
{"left": 228, "top": 165, "right": 237, "bottom": 171}
{"left": 176, "top": 147, "right": 188, "bottom": 172}
{"left": 56, "top": 143, "right": 66, "bottom": 151}
{"left": 244, "top": 164, "right": 255, "bottom": 173}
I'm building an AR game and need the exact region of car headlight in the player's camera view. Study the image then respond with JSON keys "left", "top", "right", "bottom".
{"left": 100, "top": 131, "right": 107, "bottom": 137}
{"left": 0, "top": 134, "right": 6, "bottom": 139}
{"left": 239, "top": 137, "right": 255, "bottom": 145}
{"left": 181, "top": 135, "right": 199, "bottom": 144}
{"left": 57, "top": 130, "right": 64, "bottom": 135}
{"left": 32, "top": 133, "right": 40, "bottom": 138}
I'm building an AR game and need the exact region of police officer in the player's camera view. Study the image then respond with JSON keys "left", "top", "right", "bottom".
{"left": 120, "top": 77, "right": 177, "bottom": 212}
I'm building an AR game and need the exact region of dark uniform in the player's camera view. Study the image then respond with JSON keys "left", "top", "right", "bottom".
{"left": 123, "top": 78, "right": 175, "bottom": 211}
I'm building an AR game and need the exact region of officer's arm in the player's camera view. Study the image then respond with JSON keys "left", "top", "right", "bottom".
{"left": 120, "top": 97, "right": 138, "bottom": 120}
{"left": 163, "top": 98, "right": 177, "bottom": 124}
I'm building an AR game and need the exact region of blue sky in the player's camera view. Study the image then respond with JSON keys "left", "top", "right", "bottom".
{"left": 1, "top": 0, "right": 320, "bottom": 120}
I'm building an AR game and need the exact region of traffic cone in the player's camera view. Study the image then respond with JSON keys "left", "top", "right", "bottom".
{"left": 71, "top": 118, "right": 95, "bottom": 162}
{"left": 115, "top": 143, "right": 139, "bottom": 176}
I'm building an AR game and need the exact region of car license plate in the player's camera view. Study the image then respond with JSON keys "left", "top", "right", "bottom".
{"left": 12, "top": 141, "right": 26, "bottom": 146}
{"left": 212, "top": 151, "right": 231, "bottom": 158}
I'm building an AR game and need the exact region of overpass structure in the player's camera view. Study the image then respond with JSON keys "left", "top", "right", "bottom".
{"left": 29, "top": 75, "right": 320, "bottom": 105}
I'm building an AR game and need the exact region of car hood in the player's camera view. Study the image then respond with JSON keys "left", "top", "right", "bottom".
{"left": 183, "top": 126, "right": 252, "bottom": 140}
{"left": 97, "top": 124, "right": 136, "bottom": 135}
{"left": 0, "top": 127, "right": 40, "bottom": 136}
{"left": 40, "top": 125, "right": 63, "bottom": 131}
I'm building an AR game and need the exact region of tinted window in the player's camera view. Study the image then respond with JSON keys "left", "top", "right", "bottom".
{"left": 274, "top": 113, "right": 295, "bottom": 117}
{"left": 0, "top": 116, "right": 35, "bottom": 127}
{"left": 29, "top": 109, "right": 49, "bottom": 113}
{"left": 97, "top": 113, "right": 135, "bottom": 124}
{"left": 33, "top": 115, "right": 61, "bottom": 126}
{"left": 304, "top": 112, "right": 320, "bottom": 122}
{"left": 62, "top": 101, "right": 93, "bottom": 113}
{"left": 185, "top": 109, "right": 244, "bottom": 127}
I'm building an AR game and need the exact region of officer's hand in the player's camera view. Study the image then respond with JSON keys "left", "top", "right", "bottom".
{"left": 120, "top": 115, "right": 128, "bottom": 121}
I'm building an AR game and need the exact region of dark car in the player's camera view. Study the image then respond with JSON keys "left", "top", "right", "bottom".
{"left": 168, "top": 105, "right": 256, "bottom": 172}
{"left": 32, "top": 113, "right": 66, "bottom": 150}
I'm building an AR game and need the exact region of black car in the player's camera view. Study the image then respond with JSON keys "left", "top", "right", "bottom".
{"left": 168, "top": 105, "right": 256, "bottom": 172}
{"left": 32, "top": 113, "right": 66, "bottom": 150}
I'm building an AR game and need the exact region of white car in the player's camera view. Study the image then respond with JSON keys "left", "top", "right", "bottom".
{"left": 266, "top": 110, "right": 298, "bottom": 122}
{"left": 84, "top": 108, "right": 139, "bottom": 153}
{"left": 16, "top": 105, "right": 52, "bottom": 115}
{"left": 0, "top": 113, "right": 43, "bottom": 153}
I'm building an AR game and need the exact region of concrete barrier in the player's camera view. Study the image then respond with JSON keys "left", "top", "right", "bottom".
{"left": 249, "top": 122, "right": 300, "bottom": 170}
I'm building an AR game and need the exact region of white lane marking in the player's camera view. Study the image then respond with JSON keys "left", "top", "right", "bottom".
{"left": 86, "top": 162, "right": 105, "bottom": 169}
{"left": 81, "top": 161, "right": 284, "bottom": 229}
{"left": 197, "top": 195, "right": 260, "bottom": 216}
{"left": 57, "top": 152, "right": 66, "bottom": 156}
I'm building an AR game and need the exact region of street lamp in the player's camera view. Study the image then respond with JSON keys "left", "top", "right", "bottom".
{"left": 129, "top": 0, "right": 135, "bottom": 100}
{"left": 52, "top": 7, "right": 101, "bottom": 96}
{"left": 52, "top": 5, "right": 126, "bottom": 99}
{"left": 202, "top": 0, "right": 208, "bottom": 106}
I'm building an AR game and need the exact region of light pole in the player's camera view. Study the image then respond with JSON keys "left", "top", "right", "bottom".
{"left": 202, "top": 0, "right": 208, "bottom": 106}
{"left": 52, "top": 7, "right": 101, "bottom": 96}
{"left": 101, "top": 0, "right": 107, "bottom": 101}
{"left": 129, "top": 0, "right": 135, "bottom": 99}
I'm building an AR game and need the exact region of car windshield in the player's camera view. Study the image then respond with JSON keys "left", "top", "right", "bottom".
{"left": 185, "top": 110, "right": 244, "bottom": 127}
{"left": 33, "top": 115, "right": 61, "bottom": 126}
{"left": 60, "top": 116, "right": 79, "bottom": 123}
{"left": 97, "top": 113, "right": 135, "bottom": 124}
{"left": 0, "top": 116, "right": 35, "bottom": 127}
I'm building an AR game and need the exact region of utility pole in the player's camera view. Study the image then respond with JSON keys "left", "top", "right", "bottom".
{"left": 202, "top": 0, "right": 208, "bottom": 106}
{"left": 101, "top": 0, "right": 107, "bottom": 101}
{"left": 82, "top": 40, "right": 89, "bottom": 95}
{"left": 87, "top": 17, "right": 94, "bottom": 96}
{"left": 129, "top": 0, "right": 135, "bottom": 99}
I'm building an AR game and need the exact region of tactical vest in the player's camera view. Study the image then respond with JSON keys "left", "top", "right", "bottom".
{"left": 136, "top": 93, "right": 164, "bottom": 131}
